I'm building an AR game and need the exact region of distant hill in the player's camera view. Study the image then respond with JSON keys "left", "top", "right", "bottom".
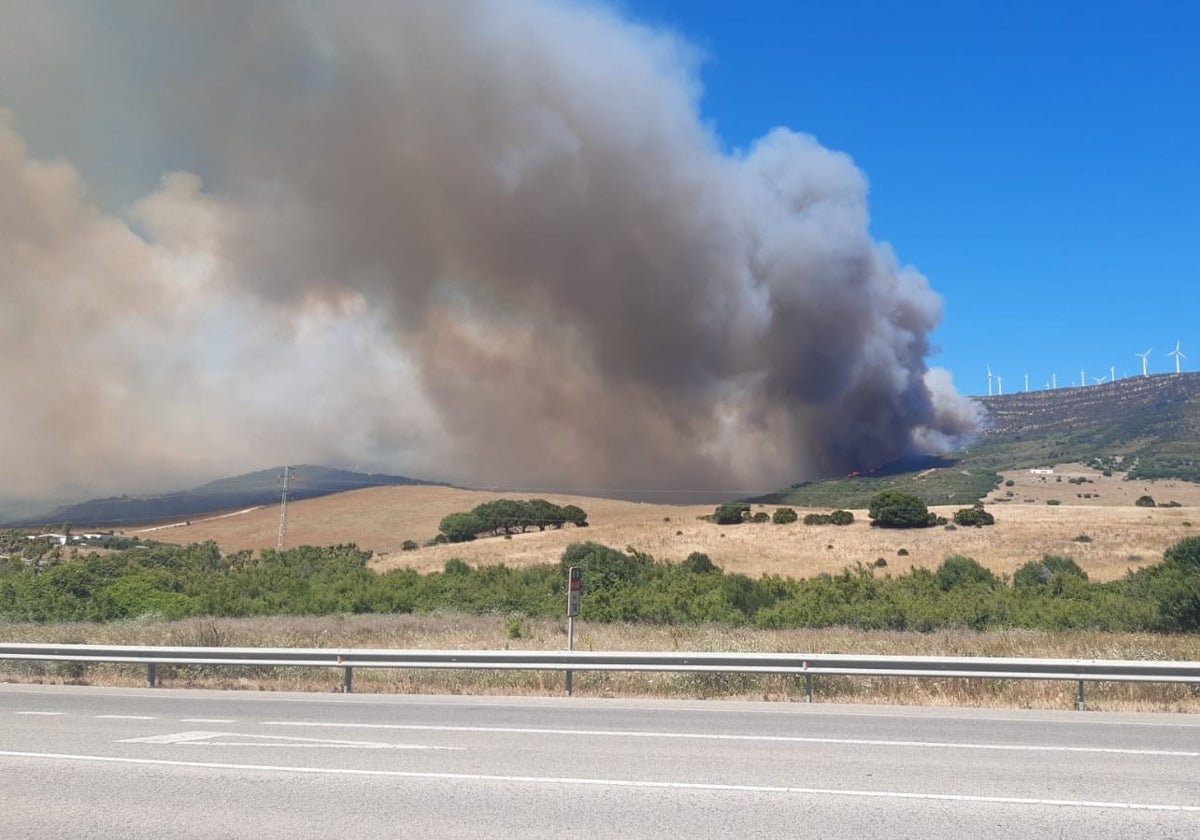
{"left": 971, "top": 371, "right": 1200, "bottom": 481}
{"left": 6, "top": 466, "right": 450, "bottom": 528}
{"left": 762, "top": 372, "right": 1200, "bottom": 508}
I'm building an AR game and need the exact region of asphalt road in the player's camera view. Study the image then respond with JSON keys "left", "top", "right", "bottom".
{"left": 2, "top": 684, "right": 1198, "bottom": 838}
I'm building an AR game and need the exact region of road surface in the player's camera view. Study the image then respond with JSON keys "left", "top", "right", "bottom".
{"left": 2, "top": 684, "right": 1198, "bottom": 838}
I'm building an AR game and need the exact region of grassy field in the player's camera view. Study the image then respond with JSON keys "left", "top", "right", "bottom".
{"left": 136, "top": 466, "right": 1200, "bottom": 583}
{"left": 4, "top": 614, "right": 1200, "bottom": 712}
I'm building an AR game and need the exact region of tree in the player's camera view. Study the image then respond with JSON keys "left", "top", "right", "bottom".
{"left": 560, "top": 504, "right": 589, "bottom": 527}
{"left": 867, "top": 491, "right": 931, "bottom": 529}
{"left": 1135, "top": 495, "right": 1156, "bottom": 508}
{"left": 438, "top": 512, "right": 485, "bottom": 543}
{"left": 772, "top": 507, "right": 798, "bottom": 525}
{"left": 714, "top": 502, "right": 750, "bottom": 525}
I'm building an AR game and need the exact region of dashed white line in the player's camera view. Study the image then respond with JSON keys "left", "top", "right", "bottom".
{"left": 95, "top": 715, "right": 156, "bottom": 720}
{"left": 120, "top": 730, "right": 457, "bottom": 751}
{"left": 181, "top": 719, "right": 237, "bottom": 724}
{"left": 16, "top": 711, "right": 64, "bottom": 716}
{"left": 261, "top": 721, "right": 1200, "bottom": 759}
{"left": 1, "top": 749, "right": 1196, "bottom": 812}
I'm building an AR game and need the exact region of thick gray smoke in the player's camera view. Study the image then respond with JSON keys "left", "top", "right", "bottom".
{"left": 0, "top": 1, "right": 978, "bottom": 501}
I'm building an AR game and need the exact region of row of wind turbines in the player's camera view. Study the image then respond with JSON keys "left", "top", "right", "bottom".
{"left": 986, "top": 341, "right": 1187, "bottom": 396}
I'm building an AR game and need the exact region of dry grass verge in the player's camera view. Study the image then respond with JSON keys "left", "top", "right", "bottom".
{"left": 4, "top": 615, "right": 1200, "bottom": 712}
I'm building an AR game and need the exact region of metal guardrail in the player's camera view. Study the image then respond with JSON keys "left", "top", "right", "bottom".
{"left": 3, "top": 643, "right": 1199, "bottom": 709}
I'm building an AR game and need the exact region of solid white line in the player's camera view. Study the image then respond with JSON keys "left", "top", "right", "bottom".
{"left": 261, "top": 721, "right": 1200, "bottom": 758}
{"left": 0, "top": 749, "right": 1195, "bottom": 812}
{"left": 95, "top": 715, "right": 157, "bottom": 720}
{"left": 15, "top": 711, "right": 64, "bottom": 716}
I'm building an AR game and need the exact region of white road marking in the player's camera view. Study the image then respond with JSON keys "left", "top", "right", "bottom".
{"left": 0, "top": 749, "right": 1196, "bottom": 812}
{"left": 181, "top": 718, "right": 237, "bottom": 724}
{"left": 16, "top": 711, "right": 64, "bottom": 716}
{"left": 95, "top": 715, "right": 156, "bottom": 720}
{"left": 120, "top": 729, "right": 458, "bottom": 751}
{"left": 261, "top": 721, "right": 1200, "bottom": 758}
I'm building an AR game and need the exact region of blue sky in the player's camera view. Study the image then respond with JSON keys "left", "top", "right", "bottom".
{"left": 624, "top": 0, "right": 1199, "bottom": 395}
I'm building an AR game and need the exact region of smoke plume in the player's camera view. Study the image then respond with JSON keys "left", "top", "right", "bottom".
{"left": 0, "top": 1, "right": 978, "bottom": 501}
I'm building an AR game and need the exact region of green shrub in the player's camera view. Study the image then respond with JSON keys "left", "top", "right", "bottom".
{"left": 935, "top": 555, "right": 999, "bottom": 591}
{"left": 1013, "top": 555, "right": 1087, "bottom": 589}
{"left": 751, "top": 511, "right": 770, "bottom": 523}
{"left": 953, "top": 504, "right": 995, "bottom": 527}
{"left": 401, "top": 540, "right": 419, "bottom": 552}
{"left": 772, "top": 507, "right": 798, "bottom": 525}
{"left": 829, "top": 510, "right": 855, "bottom": 526}
{"left": 804, "top": 513, "right": 833, "bottom": 525}
{"left": 443, "top": 558, "right": 472, "bottom": 576}
{"left": 1135, "top": 495, "right": 1156, "bottom": 508}
{"left": 682, "top": 552, "right": 718, "bottom": 574}
{"left": 1164, "top": 536, "right": 1200, "bottom": 571}
{"left": 714, "top": 503, "right": 750, "bottom": 525}
{"left": 867, "top": 491, "right": 931, "bottom": 529}
{"left": 1046, "top": 499, "right": 1061, "bottom": 506}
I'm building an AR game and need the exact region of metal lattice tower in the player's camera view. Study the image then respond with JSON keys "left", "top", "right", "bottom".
{"left": 277, "top": 466, "right": 294, "bottom": 551}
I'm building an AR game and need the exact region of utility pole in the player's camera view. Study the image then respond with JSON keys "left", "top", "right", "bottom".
{"left": 277, "top": 466, "right": 295, "bottom": 551}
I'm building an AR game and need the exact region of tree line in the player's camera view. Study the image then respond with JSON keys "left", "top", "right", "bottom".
{"left": 2, "top": 531, "right": 1199, "bottom": 633}
{"left": 438, "top": 499, "right": 588, "bottom": 543}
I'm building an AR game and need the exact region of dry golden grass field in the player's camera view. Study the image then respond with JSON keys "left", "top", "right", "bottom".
{"left": 135, "top": 464, "right": 1200, "bottom": 582}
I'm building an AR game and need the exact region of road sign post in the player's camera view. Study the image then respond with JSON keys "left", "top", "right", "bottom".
{"left": 566, "top": 566, "right": 581, "bottom": 696}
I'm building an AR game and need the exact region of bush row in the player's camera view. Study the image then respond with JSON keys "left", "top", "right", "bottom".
{"left": 3, "top": 537, "right": 1200, "bottom": 633}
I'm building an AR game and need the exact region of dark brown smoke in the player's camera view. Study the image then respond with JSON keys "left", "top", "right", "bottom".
{"left": 0, "top": 1, "right": 978, "bottom": 502}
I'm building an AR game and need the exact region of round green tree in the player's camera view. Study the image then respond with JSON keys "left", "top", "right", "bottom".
{"left": 867, "top": 491, "right": 931, "bottom": 529}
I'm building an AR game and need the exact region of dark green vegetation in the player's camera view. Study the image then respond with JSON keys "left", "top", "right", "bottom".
{"left": 802, "top": 510, "right": 855, "bottom": 526}
{"left": 438, "top": 499, "right": 588, "bottom": 542}
{"left": 763, "top": 372, "right": 1200, "bottom": 508}
{"left": 867, "top": 491, "right": 935, "bottom": 529}
{"left": 4, "top": 530, "right": 1199, "bottom": 634}
{"left": 953, "top": 503, "right": 996, "bottom": 527}
{"left": 6, "top": 466, "right": 448, "bottom": 528}
{"left": 713, "top": 502, "right": 752, "bottom": 525}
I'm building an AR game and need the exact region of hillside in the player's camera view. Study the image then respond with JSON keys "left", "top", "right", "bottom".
{"left": 766, "top": 372, "right": 1200, "bottom": 507}
{"left": 133, "top": 481, "right": 1200, "bottom": 584}
{"left": 8, "top": 465, "right": 449, "bottom": 528}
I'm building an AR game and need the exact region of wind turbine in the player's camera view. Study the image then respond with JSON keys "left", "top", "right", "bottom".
{"left": 1093, "top": 375, "right": 1108, "bottom": 385}
{"left": 1110, "top": 365, "right": 1116, "bottom": 383}
{"left": 987, "top": 364, "right": 994, "bottom": 397}
{"left": 997, "top": 375, "right": 1003, "bottom": 395}
{"left": 1169, "top": 341, "right": 1186, "bottom": 373}
{"left": 1052, "top": 372, "right": 1057, "bottom": 389}
{"left": 1136, "top": 349, "right": 1152, "bottom": 377}
{"left": 1080, "top": 368, "right": 1086, "bottom": 387}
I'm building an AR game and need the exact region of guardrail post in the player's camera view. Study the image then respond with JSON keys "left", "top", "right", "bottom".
{"left": 343, "top": 666, "right": 353, "bottom": 694}
{"left": 1076, "top": 680, "right": 1086, "bottom": 711}
{"left": 147, "top": 662, "right": 157, "bottom": 688}
{"left": 805, "top": 673, "right": 813, "bottom": 704}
